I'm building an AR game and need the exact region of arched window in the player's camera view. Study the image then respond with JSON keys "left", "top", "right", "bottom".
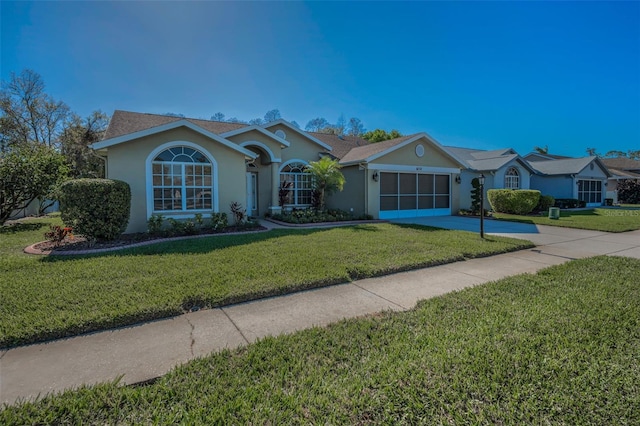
{"left": 505, "top": 167, "right": 520, "bottom": 189}
{"left": 280, "top": 161, "right": 312, "bottom": 206}
{"left": 151, "top": 146, "right": 212, "bottom": 212}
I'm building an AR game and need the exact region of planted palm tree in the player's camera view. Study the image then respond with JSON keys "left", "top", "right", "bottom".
{"left": 305, "top": 157, "right": 346, "bottom": 211}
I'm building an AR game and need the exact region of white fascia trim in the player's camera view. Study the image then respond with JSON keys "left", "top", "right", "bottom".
{"left": 368, "top": 163, "right": 460, "bottom": 174}
{"left": 220, "top": 125, "right": 290, "bottom": 147}
{"left": 262, "top": 119, "right": 333, "bottom": 151}
{"left": 92, "top": 120, "right": 258, "bottom": 159}
{"left": 238, "top": 141, "right": 281, "bottom": 163}
{"left": 145, "top": 140, "right": 220, "bottom": 219}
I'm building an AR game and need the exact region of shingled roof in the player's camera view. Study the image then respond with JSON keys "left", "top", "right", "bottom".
{"left": 528, "top": 156, "right": 611, "bottom": 177}
{"left": 309, "top": 133, "right": 370, "bottom": 159}
{"left": 444, "top": 146, "right": 534, "bottom": 173}
{"left": 104, "top": 110, "right": 247, "bottom": 140}
{"left": 339, "top": 134, "right": 420, "bottom": 164}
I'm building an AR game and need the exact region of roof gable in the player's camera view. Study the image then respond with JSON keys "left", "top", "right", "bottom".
{"left": 220, "top": 125, "right": 290, "bottom": 147}
{"left": 262, "top": 119, "right": 332, "bottom": 150}
{"left": 339, "top": 133, "right": 466, "bottom": 168}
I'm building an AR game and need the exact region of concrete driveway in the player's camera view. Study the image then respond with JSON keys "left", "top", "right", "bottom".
{"left": 392, "top": 215, "right": 640, "bottom": 259}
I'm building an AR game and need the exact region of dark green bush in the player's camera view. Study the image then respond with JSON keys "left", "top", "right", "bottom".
{"left": 554, "top": 198, "right": 586, "bottom": 209}
{"left": 617, "top": 179, "right": 640, "bottom": 204}
{"left": 59, "top": 179, "right": 131, "bottom": 241}
{"left": 487, "top": 189, "right": 540, "bottom": 215}
{"left": 536, "top": 195, "right": 555, "bottom": 212}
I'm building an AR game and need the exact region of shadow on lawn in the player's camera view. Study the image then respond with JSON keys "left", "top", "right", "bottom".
{"left": 1, "top": 221, "right": 50, "bottom": 234}
{"left": 39, "top": 223, "right": 395, "bottom": 263}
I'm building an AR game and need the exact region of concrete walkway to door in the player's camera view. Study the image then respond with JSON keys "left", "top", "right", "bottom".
{"left": 2, "top": 218, "right": 639, "bottom": 406}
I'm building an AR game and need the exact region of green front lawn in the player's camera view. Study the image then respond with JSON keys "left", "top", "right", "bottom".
{"left": 0, "top": 216, "right": 532, "bottom": 348}
{"left": 494, "top": 208, "right": 640, "bottom": 232}
{"left": 3, "top": 256, "right": 638, "bottom": 423}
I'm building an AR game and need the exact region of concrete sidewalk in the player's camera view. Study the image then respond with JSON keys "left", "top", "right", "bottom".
{"left": 2, "top": 223, "right": 639, "bottom": 405}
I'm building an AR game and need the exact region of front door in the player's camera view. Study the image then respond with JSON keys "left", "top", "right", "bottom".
{"left": 246, "top": 172, "right": 258, "bottom": 217}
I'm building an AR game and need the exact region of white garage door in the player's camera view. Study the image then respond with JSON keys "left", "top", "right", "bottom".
{"left": 379, "top": 172, "right": 451, "bottom": 219}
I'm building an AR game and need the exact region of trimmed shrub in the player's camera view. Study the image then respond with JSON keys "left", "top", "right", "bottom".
{"left": 487, "top": 189, "right": 540, "bottom": 215}
{"left": 554, "top": 198, "right": 586, "bottom": 209}
{"left": 209, "top": 212, "right": 228, "bottom": 231}
{"left": 536, "top": 195, "right": 555, "bottom": 213}
{"left": 59, "top": 179, "right": 131, "bottom": 241}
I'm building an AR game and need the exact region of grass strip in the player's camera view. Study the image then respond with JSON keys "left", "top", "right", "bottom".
{"left": 494, "top": 208, "right": 640, "bottom": 232}
{"left": 2, "top": 256, "right": 638, "bottom": 424}
{"left": 1, "top": 217, "right": 531, "bottom": 347}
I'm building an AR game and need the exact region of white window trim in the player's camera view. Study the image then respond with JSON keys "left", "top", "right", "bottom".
{"left": 145, "top": 141, "right": 219, "bottom": 219}
{"left": 505, "top": 167, "right": 520, "bottom": 190}
{"left": 279, "top": 159, "right": 312, "bottom": 207}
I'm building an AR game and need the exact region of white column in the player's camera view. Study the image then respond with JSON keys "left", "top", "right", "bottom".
{"left": 269, "top": 161, "right": 282, "bottom": 215}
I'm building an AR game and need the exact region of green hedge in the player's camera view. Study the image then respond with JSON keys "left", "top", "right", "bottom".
{"left": 59, "top": 179, "right": 131, "bottom": 241}
{"left": 487, "top": 189, "right": 541, "bottom": 215}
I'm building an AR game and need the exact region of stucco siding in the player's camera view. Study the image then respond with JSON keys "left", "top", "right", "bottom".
{"left": 530, "top": 175, "right": 575, "bottom": 199}
{"left": 106, "top": 127, "right": 248, "bottom": 233}
{"left": 376, "top": 139, "right": 458, "bottom": 169}
{"left": 326, "top": 165, "right": 366, "bottom": 215}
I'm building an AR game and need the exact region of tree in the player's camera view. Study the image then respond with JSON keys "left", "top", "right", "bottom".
{"left": 211, "top": 112, "right": 225, "bottom": 121}
{"left": 617, "top": 179, "right": 640, "bottom": 204}
{"left": 305, "top": 117, "right": 330, "bottom": 132}
{"left": 0, "top": 69, "right": 70, "bottom": 150}
{"left": 362, "top": 129, "right": 402, "bottom": 143}
{"left": 628, "top": 150, "right": 640, "bottom": 160}
{"left": 534, "top": 145, "right": 548, "bottom": 154}
{"left": 263, "top": 109, "right": 281, "bottom": 123}
{"left": 164, "top": 112, "right": 184, "bottom": 118}
{"left": 0, "top": 142, "right": 69, "bottom": 224}
{"left": 290, "top": 120, "right": 301, "bottom": 129}
{"left": 60, "top": 111, "right": 108, "bottom": 178}
{"left": 347, "top": 117, "right": 366, "bottom": 136}
{"left": 304, "top": 157, "right": 345, "bottom": 211}
{"left": 248, "top": 117, "right": 264, "bottom": 126}
{"left": 335, "top": 114, "right": 346, "bottom": 136}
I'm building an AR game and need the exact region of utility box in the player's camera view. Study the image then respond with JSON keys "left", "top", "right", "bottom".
{"left": 548, "top": 207, "right": 560, "bottom": 220}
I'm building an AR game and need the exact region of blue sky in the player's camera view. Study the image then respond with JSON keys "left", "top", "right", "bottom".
{"left": 2, "top": 1, "right": 638, "bottom": 157}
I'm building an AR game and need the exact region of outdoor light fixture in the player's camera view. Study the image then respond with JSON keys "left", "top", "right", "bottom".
{"left": 455, "top": 175, "right": 461, "bottom": 184}
{"left": 372, "top": 171, "right": 379, "bottom": 182}
{"left": 479, "top": 174, "right": 485, "bottom": 239}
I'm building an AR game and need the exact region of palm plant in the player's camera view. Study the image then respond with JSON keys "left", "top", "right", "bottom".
{"left": 304, "top": 157, "right": 345, "bottom": 211}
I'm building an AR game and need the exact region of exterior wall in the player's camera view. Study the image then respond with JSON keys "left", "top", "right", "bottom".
{"left": 458, "top": 162, "right": 532, "bottom": 211}
{"left": 458, "top": 171, "right": 496, "bottom": 211}
{"left": 378, "top": 139, "right": 455, "bottom": 168}
{"left": 267, "top": 124, "right": 325, "bottom": 164}
{"left": 106, "top": 127, "right": 247, "bottom": 233}
{"left": 530, "top": 175, "right": 575, "bottom": 199}
{"left": 226, "top": 130, "right": 283, "bottom": 163}
{"left": 326, "top": 165, "right": 366, "bottom": 215}
{"left": 493, "top": 161, "right": 531, "bottom": 190}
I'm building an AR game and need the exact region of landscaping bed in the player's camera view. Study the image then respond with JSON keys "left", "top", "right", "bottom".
{"left": 2, "top": 256, "right": 638, "bottom": 423}
{"left": 1, "top": 216, "right": 533, "bottom": 348}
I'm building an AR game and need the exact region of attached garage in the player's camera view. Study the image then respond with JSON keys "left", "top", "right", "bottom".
{"left": 379, "top": 172, "right": 451, "bottom": 219}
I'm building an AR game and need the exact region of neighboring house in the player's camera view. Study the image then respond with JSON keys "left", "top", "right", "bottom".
{"left": 443, "top": 147, "right": 535, "bottom": 210}
{"left": 524, "top": 153, "right": 611, "bottom": 206}
{"left": 92, "top": 111, "right": 466, "bottom": 232}
{"left": 600, "top": 157, "right": 640, "bottom": 203}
